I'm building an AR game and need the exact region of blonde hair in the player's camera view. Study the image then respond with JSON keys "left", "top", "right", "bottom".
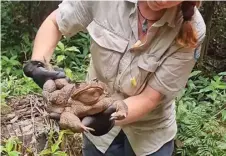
{"left": 176, "top": 1, "right": 201, "bottom": 48}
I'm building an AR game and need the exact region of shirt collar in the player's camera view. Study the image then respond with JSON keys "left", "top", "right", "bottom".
{"left": 152, "top": 6, "right": 179, "bottom": 28}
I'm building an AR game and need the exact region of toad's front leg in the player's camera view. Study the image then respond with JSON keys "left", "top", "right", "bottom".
{"left": 110, "top": 100, "right": 128, "bottom": 121}
{"left": 60, "top": 108, "right": 95, "bottom": 133}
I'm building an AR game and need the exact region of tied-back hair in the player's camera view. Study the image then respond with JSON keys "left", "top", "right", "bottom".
{"left": 176, "top": 1, "right": 200, "bottom": 48}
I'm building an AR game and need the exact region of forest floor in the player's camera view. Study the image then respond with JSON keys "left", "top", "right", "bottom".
{"left": 1, "top": 94, "right": 83, "bottom": 156}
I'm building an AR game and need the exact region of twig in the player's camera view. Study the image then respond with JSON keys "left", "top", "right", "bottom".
{"left": 18, "top": 125, "right": 25, "bottom": 155}
{"left": 34, "top": 105, "right": 43, "bottom": 114}
{"left": 30, "top": 95, "right": 37, "bottom": 154}
{"left": 3, "top": 122, "right": 12, "bottom": 138}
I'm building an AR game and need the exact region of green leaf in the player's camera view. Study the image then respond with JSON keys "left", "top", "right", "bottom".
{"left": 58, "top": 130, "right": 72, "bottom": 141}
{"left": 57, "top": 41, "right": 65, "bottom": 51}
{"left": 56, "top": 55, "right": 65, "bottom": 64}
{"left": 217, "top": 84, "right": 226, "bottom": 89}
{"left": 55, "top": 47, "right": 60, "bottom": 51}
{"left": 59, "top": 130, "right": 74, "bottom": 140}
{"left": 83, "top": 47, "right": 89, "bottom": 56}
{"left": 79, "top": 32, "right": 89, "bottom": 39}
{"left": 11, "top": 60, "right": 21, "bottom": 66}
{"left": 39, "top": 149, "right": 52, "bottom": 155}
{"left": 199, "top": 86, "right": 213, "bottom": 93}
{"left": 51, "top": 140, "right": 61, "bottom": 153}
{"left": 219, "top": 72, "right": 226, "bottom": 76}
{"left": 74, "top": 57, "right": 81, "bottom": 65}
{"left": 65, "top": 46, "right": 80, "bottom": 52}
{"left": 1, "top": 56, "right": 10, "bottom": 62}
{"left": 51, "top": 145, "right": 58, "bottom": 153}
{"left": 10, "top": 55, "right": 17, "bottom": 60}
{"left": 0, "top": 145, "right": 6, "bottom": 153}
{"left": 77, "top": 54, "right": 85, "bottom": 58}
{"left": 5, "top": 138, "right": 14, "bottom": 152}
{"left": 189, "top": 70, "right": 202, "bottom": 78}
{"left": 8, "top": 151, "right": 20, "bottom": 156}
{"left": 221, "top": 110, "right": 226, "bottom": 122}
{"left": 53, "top": 151, "right": 67, "bottom": 156}
{"left": 58, "top": 131, "right": 65, "bottom": 141}
{"left": 213, "top": 75, "right": 222, "bottom": 83}
{"left": 6, "top": 67, "right": 11, "bottom": 75}
{"left": 64, "top": 68, "right": 73, "bottom": 79}
{"left": 218, "top": 141, "right": 226, "bottom": 150}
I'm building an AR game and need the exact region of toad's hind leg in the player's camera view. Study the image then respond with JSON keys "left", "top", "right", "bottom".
{"left": 60, "top": 111, "right": 95, "bottom": 133}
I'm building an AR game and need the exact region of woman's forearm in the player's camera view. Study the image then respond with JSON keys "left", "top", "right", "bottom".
{"left": 31, "top": 9, "right": 62, "bottom": 63}
{"left": 115, "top": 86, "right": 162, "bottom": 126}
{"left": 115, "top": 95, "right": 157, "bottom": 126}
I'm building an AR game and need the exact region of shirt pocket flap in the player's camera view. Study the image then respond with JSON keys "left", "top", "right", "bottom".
{"left": 87, "top": 20, "right": 129, "bottom": 53}
{"left": 138, "top": 53, "right": 160, "bottom": 73}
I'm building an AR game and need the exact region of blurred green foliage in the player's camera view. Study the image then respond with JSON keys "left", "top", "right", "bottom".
{"left": 174, "top": 71, "right": 226, "bottom": 156}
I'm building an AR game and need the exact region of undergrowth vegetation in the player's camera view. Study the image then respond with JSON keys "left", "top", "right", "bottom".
{"left": 175, "top": 71, "right": 226, "bottom": 156}
{"left": 1, "top": 32, "right": 90, "bottom": 106}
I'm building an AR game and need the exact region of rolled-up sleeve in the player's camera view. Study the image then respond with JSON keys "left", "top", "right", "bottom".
{"left": 148, "top": 47, "right": 197, "bottom": 98}
{"left": 148, "top": 14, "right": 206, "bottom": 98}
{"left": 56, "top": 0, "right": 92, "bottom": 37}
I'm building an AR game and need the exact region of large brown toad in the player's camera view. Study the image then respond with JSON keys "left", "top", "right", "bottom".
{"left": 42, "top": 78, "right": 128, "bottom": 133}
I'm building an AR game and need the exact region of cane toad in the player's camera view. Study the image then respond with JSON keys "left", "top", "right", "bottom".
{"left": 42, "top": 78, "right": 128, "bottom": 133}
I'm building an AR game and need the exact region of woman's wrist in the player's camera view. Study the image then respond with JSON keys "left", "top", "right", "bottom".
{"left": 112, "top": 85, "right": 162, "bottom": 126}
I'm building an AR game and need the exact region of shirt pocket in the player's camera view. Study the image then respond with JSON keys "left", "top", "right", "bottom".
{"left": 137, "top": 53, "right": 160, "bottom": 73}
{"left": 87, "top": 20, "right": 129, "bottom": 81}
{"left": 117, "top": 53, "right": 160, "bottom": 96}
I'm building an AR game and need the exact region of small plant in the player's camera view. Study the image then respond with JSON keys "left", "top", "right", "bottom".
{"left": 0, "top": 137, "right": 21, "bottom": 156}
{"left": 1, "top": 136, "right": 35, "bottom": 156}
{"left": 51, "top": 32, "right": 91, "bottom": 81}
{"left": 1, "top": 56, "right": 22, "bottom": 77}
{"left": 39, "top": 130, "right": 74, "bottom": 156}
{"left": 1, "top": 72, "right": 41, "bottom": 107}
{"left": 53, "top": 39, "right": 90, "bottom": 76}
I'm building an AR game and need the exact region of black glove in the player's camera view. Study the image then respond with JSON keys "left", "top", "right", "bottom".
{"left": 23, "top": 60, "right": 66, "bottom": 88}
{"left": 81, "top": 105, "right": 116, "bottom": 136}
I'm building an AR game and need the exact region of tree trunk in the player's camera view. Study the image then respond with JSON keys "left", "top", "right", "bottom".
{"left": 200, "top": 1, "right": 216, "bottom": 62}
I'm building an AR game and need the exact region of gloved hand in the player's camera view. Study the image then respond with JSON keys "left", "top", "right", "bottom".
{"left": 81, "top": 105, "right": 117, "bottom": 136}
{"left": 23, "top": 60, "right": 66, "bottom": 88}
{"left": 82, "top": 100, "right": 128, "bottom": 136}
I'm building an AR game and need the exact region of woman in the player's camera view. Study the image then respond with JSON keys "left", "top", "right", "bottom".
{"left": 23, "top": 0, "right": 206, "bottom": 156}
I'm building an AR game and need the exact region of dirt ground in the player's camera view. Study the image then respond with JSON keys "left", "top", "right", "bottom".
{"left": 1, "top": 94, "right": 83, "bottom": 156}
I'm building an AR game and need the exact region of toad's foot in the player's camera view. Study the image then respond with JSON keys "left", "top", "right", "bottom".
{"left": 110, "top": 112, "right": 127, "bottom": 121}
{"left": 110, "top": 100, "right": 128, "bottom": 121}
{"left": 60, "top": 111, "right": 95, "bottom": 133}
{"left": 80, "top": 124, "right": 95, "bottom": 133}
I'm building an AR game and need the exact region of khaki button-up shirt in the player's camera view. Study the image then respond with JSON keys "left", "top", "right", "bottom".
{"left": 56, "top": 0, "right": 206, "bottom": 155}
